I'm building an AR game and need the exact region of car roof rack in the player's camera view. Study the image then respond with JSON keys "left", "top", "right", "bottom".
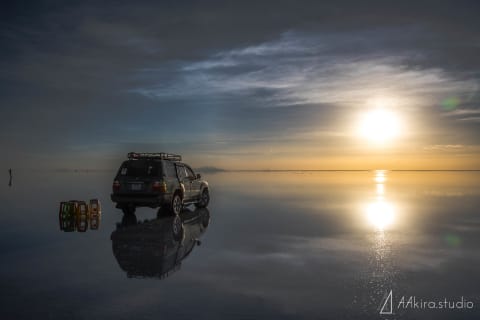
{"left": 127, "top": 152, "right": 182, "bottom": 162}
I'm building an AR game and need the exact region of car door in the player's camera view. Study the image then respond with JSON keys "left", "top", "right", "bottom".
{"left": 185, "top": 166, "right": 201, "bottom": 199}
{"left": 175, "top": 164, "right": 191, "bottom": 200}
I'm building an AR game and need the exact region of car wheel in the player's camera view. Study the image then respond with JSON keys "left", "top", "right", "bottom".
{"left": 172, "top": 214, "right": 184, "bottom": 241}
{"left": 200, "top": 209, "right": 211, "bottom": 228}
{"left": 171, "top": 193, "right": 183, "bottom": 215}
{"left": 195, "top": 188, "right": 210, "bottom": 208}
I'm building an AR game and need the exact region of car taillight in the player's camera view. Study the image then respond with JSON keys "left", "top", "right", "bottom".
{"left": 113, "top": 180, "right": 120, "bottom": 192}
{"left": 152, "top": 181, "right": 167, "bottom": 192}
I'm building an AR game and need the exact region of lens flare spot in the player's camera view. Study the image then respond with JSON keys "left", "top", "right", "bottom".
{"left": 441, "top": 97, "right": 461, "bottom": 111}
{"left": 444, "top": 234, "right": 461, "bottom": 247}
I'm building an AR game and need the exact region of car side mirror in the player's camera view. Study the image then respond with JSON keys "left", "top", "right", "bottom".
{"left": 196, "top": 173, "right": 201, "bottom": 179}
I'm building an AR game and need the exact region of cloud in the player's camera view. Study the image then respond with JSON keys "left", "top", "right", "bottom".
{"left": 459, "top": 117, "right": 480, "bottom": 122}
{"left": 421, "top": 145, "right": 480, "bottom": 155}
{"left": 135, "top": 31, "right": 478, "bottom": 110}
{"left": 423, "top": 144, "right": 465, "bottom": 151}
{"left": 442, "top": 109, "right": 480, "bottom": 120}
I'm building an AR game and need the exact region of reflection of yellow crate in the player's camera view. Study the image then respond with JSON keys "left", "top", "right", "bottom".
{"left": 89, "top": 199, "right": 101, "bottom": 230}
{"left": 76, "top": 201, "right": 89, "bottom": 232}
{"left": 59, "top": 199, "right": 101, "bottom": 232}
{"left": 59, "top": 202, "right": 75, "bottom": 232}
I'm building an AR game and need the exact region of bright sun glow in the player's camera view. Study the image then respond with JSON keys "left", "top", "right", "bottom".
{"left": 358, "top": 109, "right": 401, "bottom": 144}
{"left": 366, "top": 200, "right": 395, "bottom": 230}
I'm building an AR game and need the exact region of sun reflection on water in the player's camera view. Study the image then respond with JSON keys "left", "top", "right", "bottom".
{"left": 366, "top": 170, "right": 396, "bottom": 231}
{"left": 376, "top": 183, "right": 384, "bottom": 195}
{"left": 374, "top": 170, "right": 387, "bottom": 183}
{"left": 367, "top": 200, "right": 395, "bottom": 230}
{"left": 357, "top": 170, "right": 399, "bottom": 315}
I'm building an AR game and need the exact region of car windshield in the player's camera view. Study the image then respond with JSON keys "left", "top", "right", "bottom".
{"left": 118, "top": 160, "right": 162, "bottom": 177}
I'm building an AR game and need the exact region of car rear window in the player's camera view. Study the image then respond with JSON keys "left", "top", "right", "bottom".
{"left": 118, "top": 160, "right": 162, "bottom": 177}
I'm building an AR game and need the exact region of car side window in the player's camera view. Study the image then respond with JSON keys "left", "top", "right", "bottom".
{"left": 165, "top": 161, "right": 176, "bottom": 178}
{"left": 176, "top": 165, "right": 186, "bottom": 180}
{"left": 186, "top": 166, "right": 195, "bottom": 179}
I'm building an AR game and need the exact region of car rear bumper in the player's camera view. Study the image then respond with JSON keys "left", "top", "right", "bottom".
{"left": 111, "top": 193, "right": 172, "bottom": 208}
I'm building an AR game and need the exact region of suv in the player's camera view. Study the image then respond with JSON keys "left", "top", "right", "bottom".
{"left": 111, "top": 152, "right": 210, "bottom": 215}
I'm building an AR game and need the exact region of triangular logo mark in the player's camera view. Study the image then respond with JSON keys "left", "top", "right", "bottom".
{"left": 380, "top": 290, "right": 393, "bottom": 315}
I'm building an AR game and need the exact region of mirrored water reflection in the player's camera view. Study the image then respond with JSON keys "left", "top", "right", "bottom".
{"left": 1, "top": 170, "right": 480, "bottom": 319}
{"left": 366, "top": 171, "right": 395, "bottom": 231}
{"left": 366, "top": 200, "right": 395, "bottom": 230}
{"left": 8, "top": 168, "right": 13, "bottom": 187}
{"left": 59, "top": 199, "right": 102, "bottom": 232}
{"left": 354, "top": 171, "right": 398, "bottom": 316}
{"left": 111, "top": 208, "right": 210, "bottom": 279}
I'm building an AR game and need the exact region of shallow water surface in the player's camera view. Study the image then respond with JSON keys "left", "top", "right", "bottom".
{"left": 1, "top": 170, "right": 479, "bottom": 319}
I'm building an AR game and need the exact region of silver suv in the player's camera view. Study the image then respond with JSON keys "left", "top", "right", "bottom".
{"left": 111, "top": 152, "right": 210, "bottom": 215}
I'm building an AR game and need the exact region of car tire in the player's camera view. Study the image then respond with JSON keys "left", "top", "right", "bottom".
{"left": 171, "top": 193, "right": 183, "bottom": 215}
{"left": 195, "top": 188, "right": 210, "bottom": 208}
{"left": 200, "top": 209, "right": 211, "bottom": 228}
{"left": 172, "top": 214, "right": 184, "bottom": 242}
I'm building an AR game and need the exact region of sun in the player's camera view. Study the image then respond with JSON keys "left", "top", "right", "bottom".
{"left": 358, "top": 109, "right": 401, "bottom": 144}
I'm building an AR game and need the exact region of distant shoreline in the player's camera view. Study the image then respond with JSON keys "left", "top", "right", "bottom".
{"left": 13, "top": 168, "right": 480, "bottom": 173}
{"left": 37, "top": 168, "right": 480, "bottom": 173}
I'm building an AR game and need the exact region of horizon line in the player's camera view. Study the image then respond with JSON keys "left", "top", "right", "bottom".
{"left": 12, "top": 168, "right": 480, "bottom": 173}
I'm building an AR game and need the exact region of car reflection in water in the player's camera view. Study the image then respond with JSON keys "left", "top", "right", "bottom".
{"left": 111, "top": 207, "right": 210, "bottom": 279}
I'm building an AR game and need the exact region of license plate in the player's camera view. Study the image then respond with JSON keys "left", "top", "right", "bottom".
{"left": 130, "top": 183, "right": 142, "bottom": 191}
